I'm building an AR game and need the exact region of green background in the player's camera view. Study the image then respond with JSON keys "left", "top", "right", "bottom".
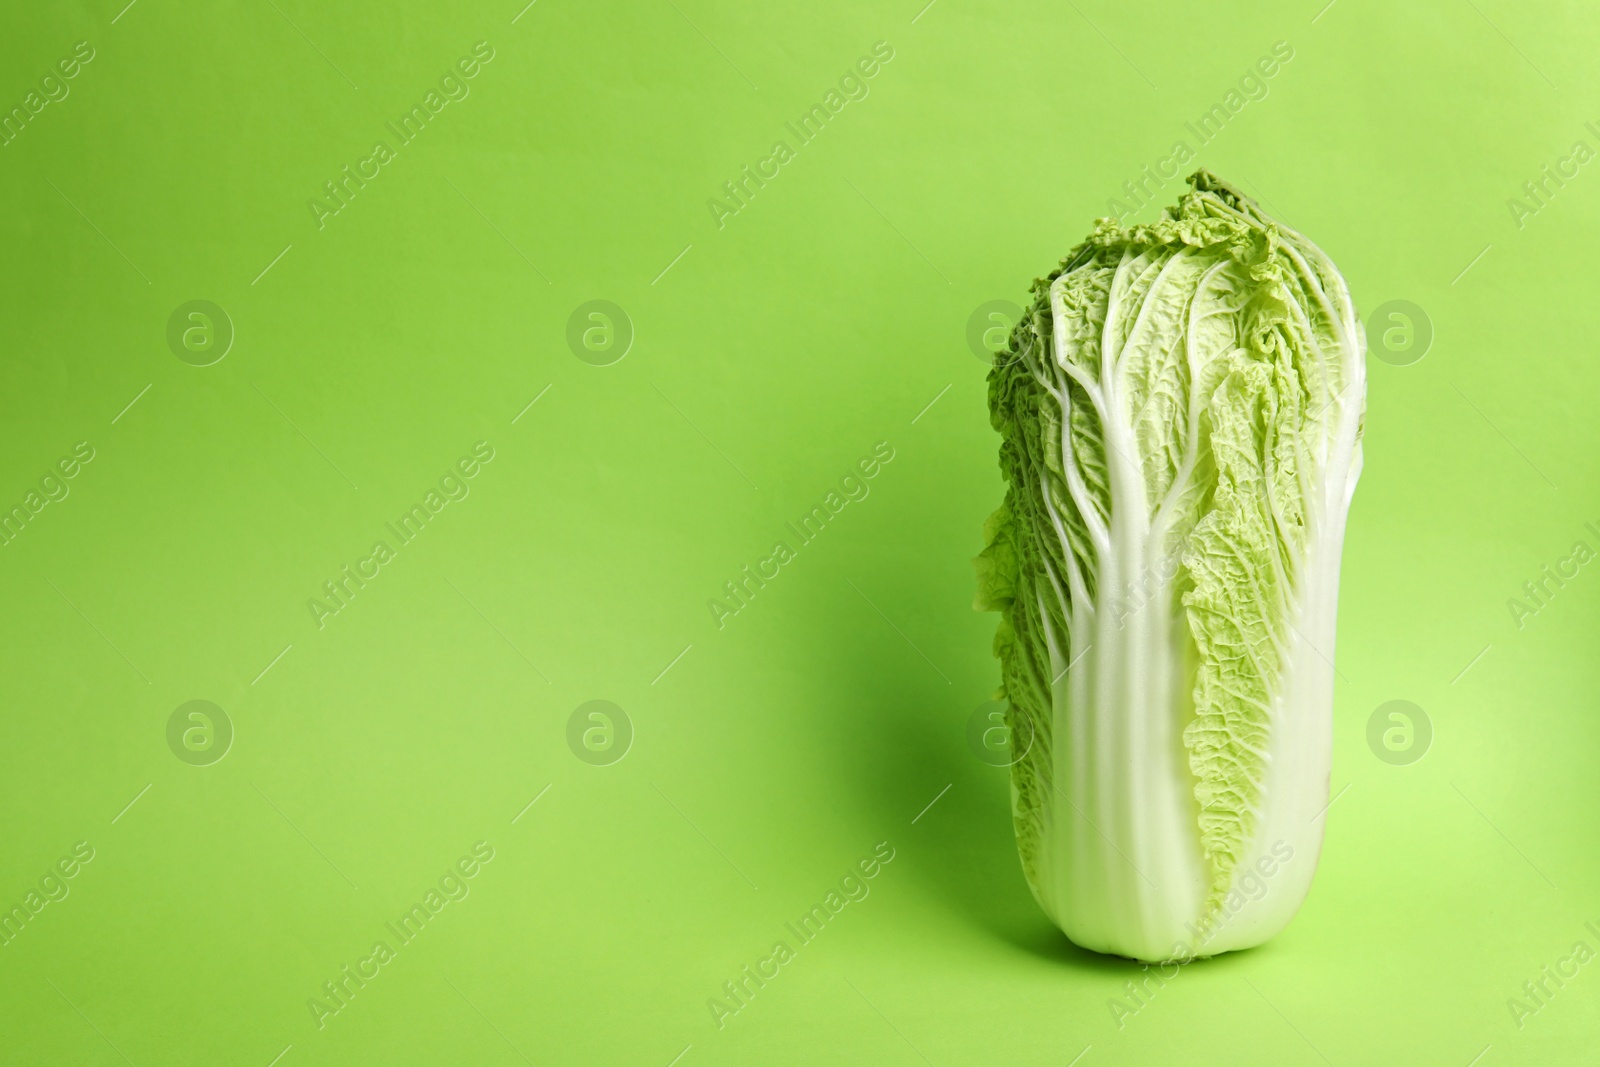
{"left": 1, "top": 0, "right": 1596, "bottom": 1063}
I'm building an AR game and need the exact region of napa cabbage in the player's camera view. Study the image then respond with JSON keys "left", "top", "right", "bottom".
{"left": 976, "top": 171, "right": 1365, "bottom": 961}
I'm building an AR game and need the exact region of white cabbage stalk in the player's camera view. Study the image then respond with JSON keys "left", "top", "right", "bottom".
{"left": 976, "top": 172, "right": 1365, "bottom": 962}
